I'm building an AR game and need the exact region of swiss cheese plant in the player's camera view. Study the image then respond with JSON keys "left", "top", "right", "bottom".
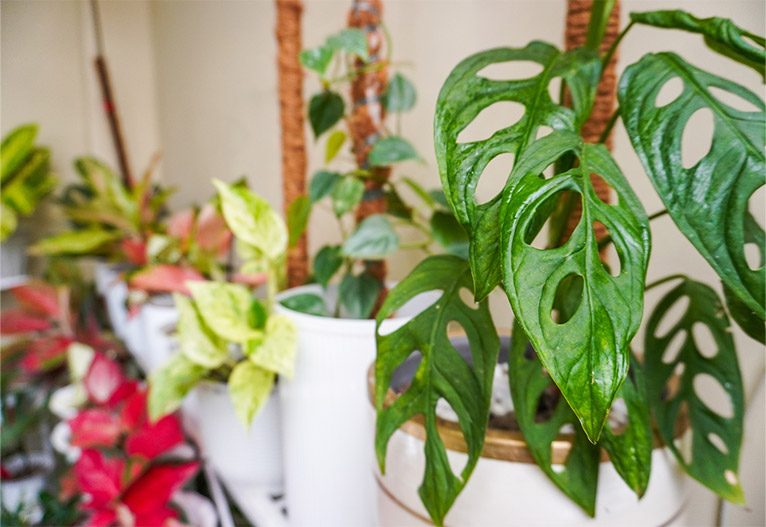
{"left": 375, "top": 4, "right": 764, "bottom": 524}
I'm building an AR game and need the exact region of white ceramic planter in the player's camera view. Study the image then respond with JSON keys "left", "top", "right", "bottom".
{"left": 138, "top": 295, "right": 179, "bottom": 373}
{"left": 194, "top": 382, "right": 286, "bottom": 527}
{"left": 275, "top": 284, "right": 438, "bottom": 527}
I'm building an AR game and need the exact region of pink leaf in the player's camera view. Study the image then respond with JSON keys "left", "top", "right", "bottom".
{"left": 84, "top": 508, "right": 117, "bottom": 527}
{"left": 74, "top": 449, "right": 125, "bottom": 508}
{"left": 84, "top": 353, "right": 128, "bottom": 405}
{"left": 126, "top": 414, "right": 184, "bottom": 460}
{"left": 167, "top": 209, "right": 195, "bottom": 242}
{"left": 19, "top": 336, "right": 73, "bottom": 373}
{"left": 196, "top": 204, "right": 232, "bottom": 256}
{"left": 11, "top": 281, "right": 60, "bottom": 317}
{"left": 122, "top": 462, "right": 199, "bottom": 516}
{"left": 129, "top": 265, "right": 205, "bottom": 296}
{"left": 69, "top": 409, "right": 122, "bottom": 448}
{"left": 120, "top": 390, "right": 147, "bottom": 430}
{"left": 121, "top": 238, "right": 148, "bottom": 266}
{"left": 0, "top": 310, "right": 51, "bottom": 334}
{"left": 132, "top": 506, "right": 178, "bottom": 527}
{"left": 232, "top": 272, "right": 269, "bottom": 287}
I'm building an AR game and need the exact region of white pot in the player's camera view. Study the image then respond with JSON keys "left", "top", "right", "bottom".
{"left": 94, "top": 261, "right": 119, "bottom": 295}
{"left": 275, "top": 284, "right": 438, "bottom": 527}
{"left": 1, "top": 453, "right": 53, "bottom": 521}
{"left": 139, "top": 295, "right": 179, "bottom": 373}
{"left": 103, "top": 277, "right": 129, "bottom": 339}
{"left": 194, "top": 382, "right": 286, "bottom": 527}
{"left": 0, "top": 227, "right": 28, "bottom": 290}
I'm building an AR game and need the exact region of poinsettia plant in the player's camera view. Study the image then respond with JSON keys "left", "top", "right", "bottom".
{"left": 148, "top": 180, "right": 296, "bottom": 427}
{"left": 286, "top": 27, "right": 467, "bottom": 318}
{"left": 375, "top": 4, "right": 764, "bottom": 525}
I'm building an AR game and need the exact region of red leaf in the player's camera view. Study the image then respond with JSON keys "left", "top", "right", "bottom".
{"left": 84, "top": 353, "right": 129, "bottom": 405}
{"left": 126, "top": 414, "right": 184, "bottom": 460}
{"left": 69, "top": 409, "right": 122, "bottom": 448}
{"left": 129, "top": 265, "right": 205, "bottom": 296}
{"left": 122, "top": 462, "right": 199, "bottom": 515}
{"left": 19, "top": 336, "right": 73, "bottom": 373}
{"left": 121, "top": 238, "right": 148, "bottom": 266}
{"left": 74, "top": 449, "right": 125, "bottom": 508}
{"left": 168, "top": 209, "right": 195, "bottom": 243}
{"left": 133, "top": 506, "right": 178, "bottom": 527}
{"left": 11, "top": 281, "right": 60, "bottom": 317}
{"left": 232, "top": 272, "right": 269, "bottom": 287}
{"left": 120, "top": 390, "right": 147, "bottom": 430}
{"left": 0, "top": 309, "right": 51, "bottom": 334}
{"left": 196, "top": 204, "right": 232, "bottom": 256}
{"left": 84, "top": 508, "right": 117, "bottom": 527}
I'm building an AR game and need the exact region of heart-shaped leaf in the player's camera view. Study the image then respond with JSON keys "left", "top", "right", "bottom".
{"left": 148, "top": 354, "right": 207, "bottom": 421}
{"left": 434, "top": 42, "right": 600, "bottom": 300}
{"left": 1, "top": 124, "right": 37, "bottom": 183}
{"left": 309, "top": 170, "right": 342, "bottom": 203}
{"left": 338, "top": 272, "right": 380, "bottom": 319}
{"left": 385, "top": 73, "right": 417, "bottom": 113}
{"left": 287, "top": 195, "right": 311, "bottom": 248}
{"left": 188, "top": 281, "right": 260, "bottom": 343}
{"left": 228, "top": 361, "right": 275, "bottom": 428}
{"left": 368, "top": 137, "right": 420, "bottom": 167}
{"left": 342, "top": 214, "right": 399, "bottom": 260}
{"left": 246, "top": 314, "right": 297, "bottom": 378}
{"left": 644, "top": 277, "right": 744, "bottom": 503}
{"left": 173, "top": 293, "right": 228, "bottom": 369}
{"left": 309, "top": 91, "right": 345, "bottom": 138}
{"left": 313, "top": 245, "right": 343, "bottom": 287}
{"left": 375, "top": 255, "right": 499, "bottom": 525}
{"left": 300, "top": 45, "right": 334, "bottom": 76}
{"left": 279, "top": 293, "right": 329, "bottom": 318}
{"left": 331, "top": 176, "right": 364, "bottom": 217}
{"left": 619, "top": 52, "right": 765, "bottom": 319}
{"left": 500, "top": 133, "right": 651, "bottom": 442}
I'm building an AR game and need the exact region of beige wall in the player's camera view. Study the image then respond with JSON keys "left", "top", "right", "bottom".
{"left": 2, "top": 1, "right": 764, "bottom": 524}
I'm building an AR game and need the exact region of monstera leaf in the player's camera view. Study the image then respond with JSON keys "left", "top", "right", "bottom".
{"left": 500, "top": 132, "right": 651, "bottom": 442}
{"left": 644, "top": 277, "right": 744, "bottom": 503}
{"left": 619, "top": 52, "right": 765, "bottom": 319}
{"left": 434, "top": 42, "right": 600, "bottom": 300}
{"left": 375, "top": 255, "right": 499, "bottom": 525}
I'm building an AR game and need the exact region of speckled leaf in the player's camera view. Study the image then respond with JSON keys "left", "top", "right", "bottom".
{"left": 434, "top": 42, "right": 600, "bottom": 300}
{"left": 173, "top": 293, "right": 228, "bottom": 369}
{"left": 644, "top": 277, "right": 744, "bottom": 503}
{"left": 247, "top": 314, "right": 297, "bottom": 378}
{"left": 501, "top": 133, "right": 651, "bottom": 442}
{"left": 148, "top": 353, "right": 207, "bottom": 421}
{"left": 228, "top": 361, "right": 274, "bottom": 428}
{"left": 619, "top": 53, "right": 765, "bottom": 318}
{"left": 375, "top": 255, "right": 499, "bottom": 525}
{"left": 188, "top": 281, "right": 260, "bottom": 343}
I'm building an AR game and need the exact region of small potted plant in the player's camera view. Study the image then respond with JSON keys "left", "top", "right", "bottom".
{"left": 275, "top": 10, "right": 466, "bottom": 525}
{"left": 148, "top": 180, "right": 295, "bottom": 527}
{"left": 373, "top": 3, "right": 763, "bottom": 526}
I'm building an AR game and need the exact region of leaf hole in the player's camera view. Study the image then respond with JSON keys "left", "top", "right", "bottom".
{"left": 724, "top": 470, "right": 738, "bottom": 486}
{"left": 744, "top": 243, "right": 763, "bottom": 271}
{"left": 655, "top": 295, "right": 690, "bottom": 338}
{"left": 379, "top": 290, "right": 443, "bottom": 336}
{"left": 536, "top": 126, "right": 554, "bottom": 141}
{"left": 681, "top": 108, "right": 714, "bottom": 169}
{"left": 593, "top": 220, "right": 621, "bottom": 276}
{"left": 691, "top": 322, "right": 717, "bottom": 359}
{"left": 708, "top": 86, "right": 761, "bottom": 112}
{"left": 661, "top": 363, "right": 685, "bottom": 401}
{"left": 477, "top": 60, "right": 544, "bottom": 81}
{"left": 447, "top": 320, "right": 466, "bottom": 337}
{"left": 662, "top": 330, "right": 686, "bottom": 364}
{"left": 525, "top": 190, "right": 580, "bottom": 249}
{"left": 589, "top": 173, "right": 612, "bottom": 204}
{"left": 654, "top": 77, "right": 684, "bottom": 107}
{"left": 535, "top": 385, "right": 562, "bottom": 424}
{"left": 435, "top": 397, "right": 469, "bottom": 476}
{"left": 457, "top": 101, "right": 525, "bottom": 144}
{"left": 548, "top": 77, "right": 562, "bottom": 103}
{"left": 474, "top": 153, "right": 515, "bottom": 205}
{"left": 607, "top": 398, "right": 628, "bottom": 436}
{"left": 551, "top": 274, "right": 583, "bottom": 325}
{"left": 707, "top": 433, "right": 729, "bottom": 455}
{"left": 693, "top": 373, "right": 735, "bottom": 419}
{"left": 674, "top": 429, "right": 693, "bottom": 465}
{"left": 458, "top": 288, "right": 478, "bottom": 310}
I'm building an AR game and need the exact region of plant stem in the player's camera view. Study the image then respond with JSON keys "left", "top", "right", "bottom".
{"left": 648, "top": 209, "right": 669, "bottom": 221}
{"left": 602, "top": 20, "right": 634, "bottom": 72}
{"left": 597, "top": 107, "right": 620, "bottom": 144}
{"left": 585, "top": 0, "right": 618, "bottom": 52}
{"left": 400, "top": 240, "right": 431, "bottom": 250}
{"left": 645, "top": 274, "right": 687, "bottom": 291}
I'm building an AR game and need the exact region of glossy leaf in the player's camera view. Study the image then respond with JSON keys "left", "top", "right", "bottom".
{"left": 246, "top": 314, "right": 297, "bottom": 378}
{"left": 501, "top": 133, "right": 650, "bottom": 442}
{"left": 31, "top": 229, "right": 120, "bottom": 256}
{"left": 309, "top": 170, "right": 342, "bottom": 203}
{"left": 287, "top": 195, "right": 311, "bottom": 248}
{"left": 619, "top": 52, "right": 765, "bottom": 318}
{"left": 173, "top": 293, "right": 228, "bottom": 368}
{"left": 430, "top": 211, "right": 468, "bottom": 254}
{"left": 213, "top": 179, "right": 287, "bottom": 261}
{"left": 644, "top": 277, "right": 744, "bottom": 503}
{"left": 375, "top": 255, "right": 499, "bottom": 525}
{"left": 188, "top": 281, "right": 260, "bottom": 343}
{"left": 342, "top": 214, "right": 399, "bottom": 260}
{"left": 309, "top": 91, "right": 345, "bottom": 138}
{"left": 508, "top": 322, "right": 599, "bottom": 516}
{"left": 228, "top": 361, "right": 275, "bottom": 427}
{"left": 434, "top": 43, "right": 600, "bottom": 300}
{"left": 368, "top": 137, "right": 420, "bottom": 167}
{"left": 326, "top": 28, "right": 369, "bottom": 61}
{"left": 148, "top": 353, "right": 207, "bottom": 421}
{"left": 1, "top": 124, "right": 36, "bottom": 183}
{"left": 325, "top": 130, "right": 347, "bottom": 164}
{"left": 279, "top": 293, "right": 330, "bottom": 317}
{"left": 313, "top": 245, "right": 343, "bottom": 287}
{"left": 385, "top": 73, "right": 417, "bottom": 112}
{"left": 331, "top": 176, "right": 364, "bottom": 217}
{"left": 339, "top": 272, "right": 380, "bottom": 319}
{"left": 723, "top": 281, "right": 765, "bottom": 343}
{"left": 630, "top": 10, "right": 766, "bottom": 80}
{"left": 300, "top": 45, "right": 334, "bottom": 76}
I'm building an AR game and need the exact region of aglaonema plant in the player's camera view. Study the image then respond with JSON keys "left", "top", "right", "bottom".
{"left": 148, "top": 180, "right": 297, "bottom": 428}
{"left": 374, "top": 3, "right": 764, "bottom": 524}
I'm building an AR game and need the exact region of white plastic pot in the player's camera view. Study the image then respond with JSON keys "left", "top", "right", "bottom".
{"left": 275, "top": 284, "right": 438, "bottom": 527}
{"left": 194, "top": 382, "right": 286, "bottom": 527}
{"left": 138, "top": 295, "right": 179, "bottom": 373}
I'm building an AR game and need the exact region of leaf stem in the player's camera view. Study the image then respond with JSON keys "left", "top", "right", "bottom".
{"left": 645, "top": 274, "right": 687, "bottom": 291}
{"left": 597, "top": 107, "right": 621, "bottom": 144}
{"left": 585, "top": 0, "right": 618, "bottom": 52}
{"left": 602, "top": 20, "right": 635, "bottom": 72}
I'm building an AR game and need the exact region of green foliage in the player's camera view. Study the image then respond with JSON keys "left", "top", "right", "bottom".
{"left": 325, "top": 131, "right": 347, "bottom": 164}
{"left": 429, "top": 211, "right": 468, "bottom": 256}
{"left": 309, "top": 170, "right": 342, "bottom": 203}
{"left": 229, "top": 361, "right": 275, "bottom": 428}
{"left": 327, "top": 28, "right": 369, "bottom": 61}
{"left": 385, "top": 73, "right": 417, "bottom": 113}
{"left": 188, "top": 281, "right": 261, "bottom": 343}
{"left": 368, "top": 137, "right": 420, "bottom": 167}
{"left": 375, "top": 255, "right": 499, "bottom": 525}
{"left": 339, "top": 272, "right": 380, "bottom": 319}
{"left": 246, "top": 314, "right": 298, "bottom": 378}
{"left": 331, "top": 176, "right": 365, "bottom": 217}
{"left": 173, "top": 292, "right": 228, "bottom": 368}
{"left": 342, "top": 215, "right": 399, "bottom": 260}
{"left": 31, "top": 228, "right": 122, "bottom": 256}
{"left": 148, "top": 353, "right": 207, "bottom": 421}
{"left": 279, "top": 293, "right": 330, "bottom": 317}
{"left": 287, "top": 195, "right": 311, "bottom": 247}
{"left": 299, "top": 46, "right": 334, "bottom": 76}
{"left": 309, "top": 91, "right": 345, "bottom": 138}
{"left": 313, "top": 245, "right": 344, "bottom": 287}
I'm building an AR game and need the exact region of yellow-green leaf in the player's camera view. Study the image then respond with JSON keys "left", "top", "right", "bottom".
{"left": 247, "top": 314, "right": 297, "bottom": 378}
{"left": 228, "top": 361, "right": 275, "bottom": 427}
{"left": 174, "top": 293, "right": 228, "bottom": 368}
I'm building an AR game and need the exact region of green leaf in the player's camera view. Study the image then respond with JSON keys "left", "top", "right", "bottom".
{"left": 500, "top": 133, "right": 651, "bottom": 442}
{"left": 228, "top": 361, "right": 275, "bottom": 428}
{"left": 325, "top": 130, "right": 347, "bottom": 164}
{"left": 213, "top": 179, "right": 288, "bottom": 260}
{"left": 1, "top": 149, "right": 54, "bottom": 215}
{"left": 723, "top": 281, "right": 765, "bottom": 344}
{"left": 246, "top": 314, "right": 298, "bottom": 378}
{"left": 384, "top": 187, "right": 413, "bottom": 220}
{"left": 644, "top": 277, "right": 745, "bottom": 503}
{"left": 309, "top": 170, "right": 342, "bottom": 203}
{"left": 279, "top": 293, "right": 330, "bottom": 317}
{"left": 508, "top": 321, "right": 599, "bottom": 516}
{"left": 384, "top": 73, "right": 417, "bottom": 112}
{"left": 434, "top": 43, "right": 600, "bottom": 301}
{"left": 173, "top": 293, "right": 228, "bottom": 368}
{"left": 1, "top": 202, "right": 18, "bottom": 242}
{"left": 326, "top": 28, "right": 369, "bottom": 61}
{"left": 619, "top": 53, "right": 765, "bottom": 318}
{"left": 430, "top": 211, "right": 468, "bottom": 253}
{"left": 313, "top": 245, "right": 343, "bottom": 287}
{"left": 148, "top": 353, "right": 207, "bottom": 421}
{"left": 74, "top": 157, "right": 135, "bottom": 221}
{"left": 630, "top": 10, "right": 766, "bottom": 80}
{"left": 287, "top": 195, "right": 311, "bottom": 248}
{"left": 368, "top": 137, "right": 420, "bottom": 167}
{"left": 188, "top": 281, "right": 261, "bottom": 342}
{"left": 309, "top": 91, "right": 345, "bottom": 138}
{"left": 342, "top": 214, "right": 399, "bottom": 259}
{"left": 1, "top": 124, "right": 37, "bottom": 184}
{"left": 339, "top": 272, "right": 380, "bottom": 319}
{"left": 31, "top": 228, "right": 120, "bottom": 256}
{"left": 375, "top": 255, "right": 499, "bottom": 525}
{"left": 300, "top": 45, "right": 334, "bottom": 76}
{"left": 331, "top": 176, "right": 364, "bottom": 217}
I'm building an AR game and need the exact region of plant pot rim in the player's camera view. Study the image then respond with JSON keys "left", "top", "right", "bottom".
{"left": 367, "top": 362, "right": 688, "bottom": 465}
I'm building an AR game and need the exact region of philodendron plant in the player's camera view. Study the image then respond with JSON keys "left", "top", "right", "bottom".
{"left": 375, "top": 4, "right": 764, "bottom": 524}
{"left": 148, "top": 180, "right": 297, "bottom": 427}
{"left": 285, "top": 27, "right": 467, "bottom": 319}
